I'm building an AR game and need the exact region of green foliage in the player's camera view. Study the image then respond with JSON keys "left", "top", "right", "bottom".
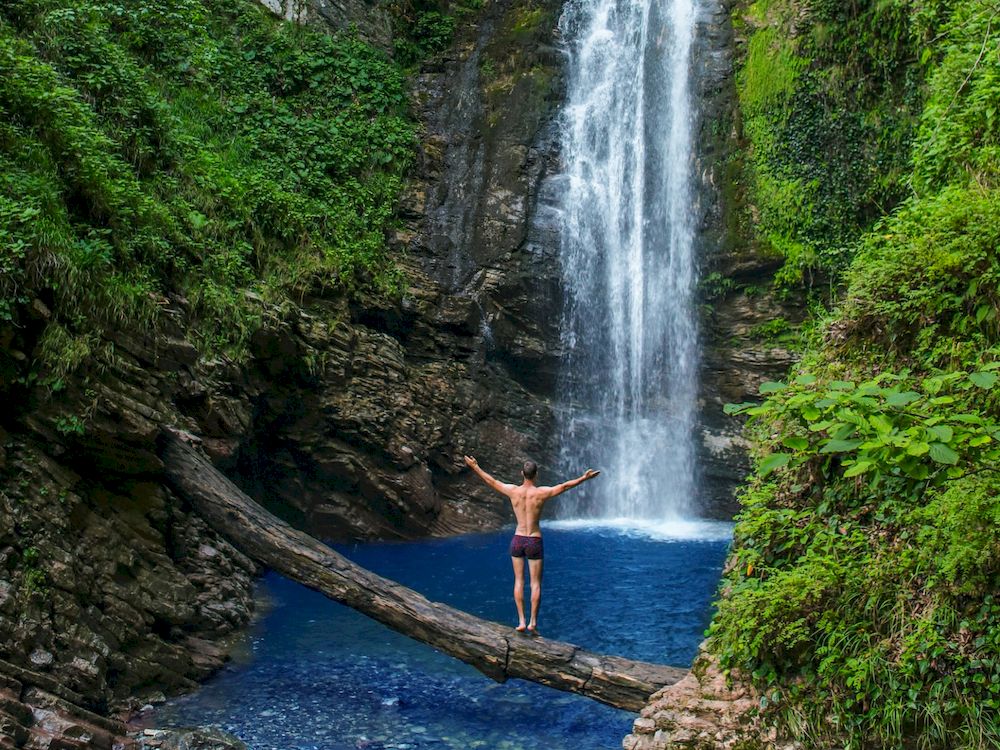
{"left": 20, "top": 546, "right": 47, "bottom": 594}
{"left": 716, "top": 367, "right": 1000, "bottom": 748}
{"left": 54, "top": 415, "right": 86, "bottom": 436}
{"left": 913, "top": 3, "right": 1000, "bottom": 192}
{"left": 389, "top": 0, "right": 459, "bottom": 67}
{"left": 841, "top": 185, "right": 1000, "bottom": 365}
{"left": 734, "top": 0, "right": 923, "bottom": 289}
{"left": 0, "top": 0, "right": 416, "bottom": 361}
{"left": 699, "top": 271, "right": 738, "bottom": 301}
{"left": 717, "top": 6, "right": 1000, "bottom": 743}
{"left": 727, "top": 366, "right": 1000, "bottom": 493}
{"left": 748, "top": 317, "right": 793, "bottom": 343}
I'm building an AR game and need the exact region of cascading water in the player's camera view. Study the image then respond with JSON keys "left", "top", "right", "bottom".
{"left": 553, "top": 0, "right": 701, "bottom": 522}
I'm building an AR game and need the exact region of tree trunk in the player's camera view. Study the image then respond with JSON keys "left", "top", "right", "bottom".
{"left": 159, "top": 431, "right": 686, "bottom": 712}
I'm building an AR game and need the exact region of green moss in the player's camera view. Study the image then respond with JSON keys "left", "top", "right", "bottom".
{"left": 740, "top": 28, "right": 803, "bottom": 115}
{"left": 732, "top": 0, "right": 921, "bottom": 289}
{"left": 479, "top": 0, "right": 557, "bottom": 138}
{"left": 511, "top": 6, "right": 547, "bottom": 35}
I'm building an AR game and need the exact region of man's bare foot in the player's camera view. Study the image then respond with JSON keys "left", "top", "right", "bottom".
{"left": 515, "top": 623, "right": 527, "bottom": 632}
{"left": 526, "top": 624, "right": 539, "bottom": 636}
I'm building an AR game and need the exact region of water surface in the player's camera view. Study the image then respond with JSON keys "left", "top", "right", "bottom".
{"left": 154, "top": 526, "right": 729, "bottom": 749}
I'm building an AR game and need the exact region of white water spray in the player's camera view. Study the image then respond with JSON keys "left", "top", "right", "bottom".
{"left": 555, "top": 0, "right": 701, "bottom": 521}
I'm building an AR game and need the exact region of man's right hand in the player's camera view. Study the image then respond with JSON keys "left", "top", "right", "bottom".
{"left": 464, "top": 455, "right": 479, "bottom": 469}
{"left": 582, "top": 469, "right": 600, "bottom": 480}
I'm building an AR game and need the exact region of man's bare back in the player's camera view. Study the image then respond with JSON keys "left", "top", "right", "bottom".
{"left": 463, "top": 456, "right": 599, "bottom": 532}
{"left": 464, "top": 455, "right": 599, "bottom": 633}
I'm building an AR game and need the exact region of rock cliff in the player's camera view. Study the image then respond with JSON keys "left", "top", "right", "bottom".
{"left": 0, "top": 0, "right": 567, "bottom": 739}
{"left": 690, "top": 0, "right": 803, "bottom": 518}
{"left": 0, "top": 330, "right": 258, "bottom": 745}
{"left": 623, "top": 653, "right": 800, "bottom": 750}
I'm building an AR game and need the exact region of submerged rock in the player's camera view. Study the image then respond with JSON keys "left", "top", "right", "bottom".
{"left": 137, "top": 726, "right": 248, "bottom": 750}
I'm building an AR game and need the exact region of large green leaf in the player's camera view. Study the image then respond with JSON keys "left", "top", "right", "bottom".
{"left": 782, "top": 436, "right": 809, "bottom": 451}
{"left": 928, "top": 442, "right": 959, "bottom": 465}
{"left": 843, "top": 461, "right": 873, "bottom": 478}
{"left": 927, "top": 425, "right": 954, "bottom": 443}
{"left": 885, "top": 391, "right": 920, "bottom": 407}
{"left": 759, "top": 381, "right": 788, "bottom": 394}
{"left": 969, "top": 371, "right": 998, "bottom": 389}
{"left": 821, "top": 438, "right": 863, "bottom": 453}
{"left": 759, "top": 452, "right": 792, "bottom": 476}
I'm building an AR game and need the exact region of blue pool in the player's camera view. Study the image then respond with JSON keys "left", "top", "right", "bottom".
{"left": 152, "top": 522, "right": 731, "bottom": 749}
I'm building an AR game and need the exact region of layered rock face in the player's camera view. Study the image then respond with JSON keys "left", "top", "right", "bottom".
{"left": 236, "top": 0, "right": 568, "bottom": 538}
{"left": 690, "top": 0, "right": 802, "bottom": 517}
{"left": 0, "top": 329, "right": 259, "bottom": 745}
{"left": 0, "top": 0, "right": 568, "bottom": 738}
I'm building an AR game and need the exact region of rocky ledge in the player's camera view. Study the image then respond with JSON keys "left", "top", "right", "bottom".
{"left": 623, "top": 652, "right": 800, "bottom": 750}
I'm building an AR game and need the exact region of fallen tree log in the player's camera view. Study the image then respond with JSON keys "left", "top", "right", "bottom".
{"left": 159, "top": 431, "right": 686, "bottom": 711}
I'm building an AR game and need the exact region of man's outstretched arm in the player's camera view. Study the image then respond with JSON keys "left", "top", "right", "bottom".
{"left": 464, "top": 455, "right": 514, "bottom": 495}
{"left": 543, "top": 469, "right": 600, "bottom": 499}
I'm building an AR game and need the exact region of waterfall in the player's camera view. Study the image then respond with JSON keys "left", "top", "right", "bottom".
{"left": 554, "top": 0, "right": 700, "bottom": 521}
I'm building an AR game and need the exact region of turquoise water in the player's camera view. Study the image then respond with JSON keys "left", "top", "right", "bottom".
{"left": 152, "top": 524, "right": 730, "bottom": 749}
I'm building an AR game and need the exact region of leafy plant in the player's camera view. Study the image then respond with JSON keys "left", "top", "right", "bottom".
{"left": 0, "top": 0, "right": 418, "bottom": 363}
{"left": 54, "top": 415, "right": 86, "bottom": 436}
{"left": 726, "top": 366, "right": 1000, "bottom": 488}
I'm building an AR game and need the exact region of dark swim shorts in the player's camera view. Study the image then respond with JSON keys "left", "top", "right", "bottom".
{"left": 509, "top": 534, "right": 544, "bottom": 560}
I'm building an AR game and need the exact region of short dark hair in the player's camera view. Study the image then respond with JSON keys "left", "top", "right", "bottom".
{"left": 522, "top": 460, "right": 538, "bottom": 480}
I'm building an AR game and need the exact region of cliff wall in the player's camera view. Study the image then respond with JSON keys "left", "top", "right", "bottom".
{"left": 0, "top": 0, "right": 566, "bottom": 739}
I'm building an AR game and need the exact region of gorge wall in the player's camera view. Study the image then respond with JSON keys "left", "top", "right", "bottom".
{"left": 0, "top": 0, "right": 800, "bottom": 743}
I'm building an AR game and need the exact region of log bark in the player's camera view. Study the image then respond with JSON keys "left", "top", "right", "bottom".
{"left": 159, "top": 431, "right": 686, "bottom": 712}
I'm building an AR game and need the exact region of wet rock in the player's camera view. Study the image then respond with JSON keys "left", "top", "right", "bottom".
{"left": 689, "top": 0, "right": 804, "bottom": 518}
{"left": 623, "top": 652, "right": 801, "bottom": 750}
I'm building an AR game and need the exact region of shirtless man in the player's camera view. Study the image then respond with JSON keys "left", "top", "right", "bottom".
{"left": 464, "top": 456, "right": 600, "bottom": 634}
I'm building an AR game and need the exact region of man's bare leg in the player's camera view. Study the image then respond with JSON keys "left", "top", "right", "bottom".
{"left": 527, "top": 558, "right": 543, "bottom": 633}
{"left": 511, "top": 556, "right": 527, "bottom": 631}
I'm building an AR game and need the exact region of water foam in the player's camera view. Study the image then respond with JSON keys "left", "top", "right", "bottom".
{"left": 546, "top": 517, "right": 733, "bottom": 543}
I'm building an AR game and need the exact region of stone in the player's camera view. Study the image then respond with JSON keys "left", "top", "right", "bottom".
{"left": 623, "top": 653, "right": 802, "bottom": 750}
{"left": 30, "top": 299, "right": 51, "bottom": 320}
{"left": 135, "top": 726, "right": 247, "bottom": 750}
{"left": 29, "top": 648, "right": 53, "bottom": 669}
